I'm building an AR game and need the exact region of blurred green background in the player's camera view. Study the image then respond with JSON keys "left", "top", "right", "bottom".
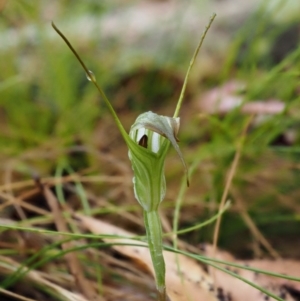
{"left": 1, "top": 0, "right": 300, "bottom": 258}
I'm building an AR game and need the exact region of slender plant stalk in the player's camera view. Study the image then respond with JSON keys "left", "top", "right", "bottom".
{"left": 51, "top": 22, "right": 128, "bottom": 140}
{"left": 144, "top": 210, "right": 166, "bottom": 300}
{"left": 173, "top": 13, "right": 216, "bottom": 118}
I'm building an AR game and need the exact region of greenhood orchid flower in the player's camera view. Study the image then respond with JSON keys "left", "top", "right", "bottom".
{"left": 128, "top": 111, "right": 188, "bottom": 212}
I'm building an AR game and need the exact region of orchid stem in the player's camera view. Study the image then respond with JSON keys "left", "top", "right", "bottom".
{"left": 51, "top": 22, "right": 128, "bottom": 140}
{"left": 173, "top": 13, "right": 216, "bottom": 118}
{"left": 144, "top": 210, "right": 166, "bottom": 301}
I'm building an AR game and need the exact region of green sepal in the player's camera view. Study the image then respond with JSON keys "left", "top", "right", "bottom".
{"left": 128, "top": 111, "right": 188, "bottom": 212}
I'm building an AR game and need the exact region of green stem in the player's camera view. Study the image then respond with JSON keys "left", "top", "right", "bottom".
{"left": 51, "top": 22, "right": 129, "bottom": 141}
{"left": 173, "top": 13, "right": 216, "bottom": 118}
{"left": 144, "top": 210, "right": 166, "bottom": 301}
